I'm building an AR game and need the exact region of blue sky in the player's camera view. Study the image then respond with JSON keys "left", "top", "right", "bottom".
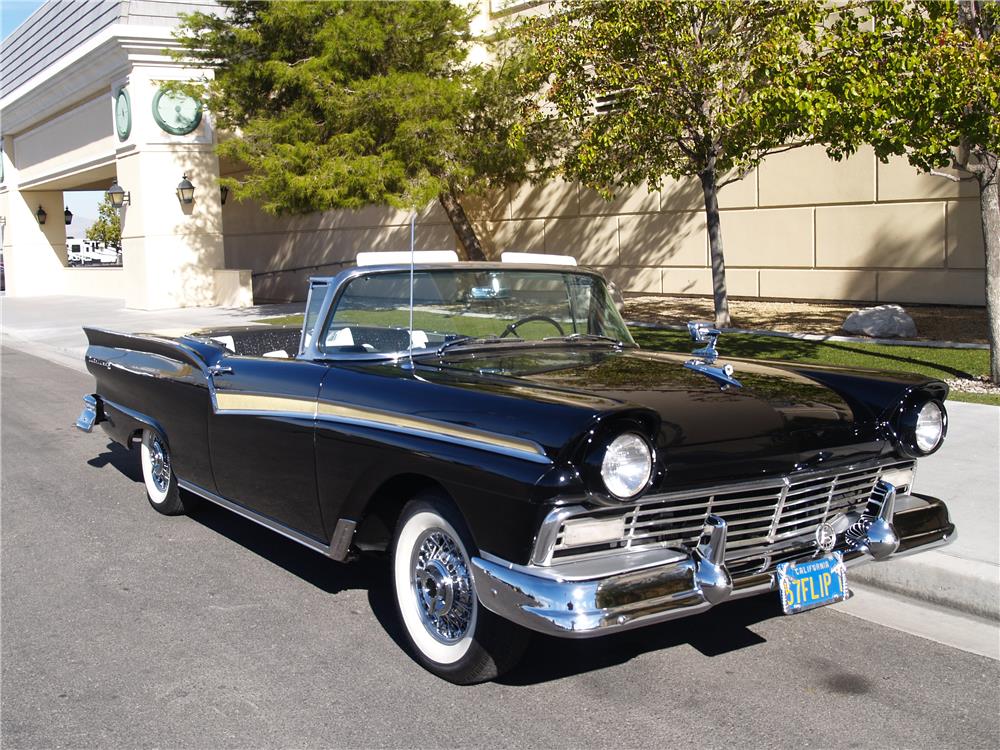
{"left": 2, "top": 0, "right": 44, "bottom": 41}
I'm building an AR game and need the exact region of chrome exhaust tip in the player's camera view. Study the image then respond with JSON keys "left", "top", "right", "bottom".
{"left": 694, "top": 514, "right": 733, "bottom": 604}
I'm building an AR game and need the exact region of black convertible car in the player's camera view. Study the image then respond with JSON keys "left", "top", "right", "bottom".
{"left": 76, "top": 259, "right": 954, "bottom": 683}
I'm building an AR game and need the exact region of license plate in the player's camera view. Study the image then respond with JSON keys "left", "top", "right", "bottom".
{"left": 75, "top": 396, "right": 97, "bottom": 433}
{"left": 776, "top": 552, "right": 847, "bottom": 614}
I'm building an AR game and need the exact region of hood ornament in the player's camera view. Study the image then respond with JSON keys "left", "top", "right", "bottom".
{"left": 684, "top": 321, "right": 742, "bottom": 389}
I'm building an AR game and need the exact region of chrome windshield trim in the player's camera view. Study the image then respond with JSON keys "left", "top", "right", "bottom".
{"left": 298, "top": 263, "right": 618, "bottom": 364}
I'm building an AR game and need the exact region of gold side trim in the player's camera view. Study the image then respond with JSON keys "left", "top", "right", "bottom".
{"left": 213, "top": 392, "right": 547, "bottom": 460}
{"left": 215, "top": 392, "right": 317, "bottom": 417}
{"left": 316, "top": 400, "right": 546, "bottom": 457}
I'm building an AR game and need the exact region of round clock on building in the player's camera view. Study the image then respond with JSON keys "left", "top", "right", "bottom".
{"left": 115, "top": 88, "right": 132, "bottom": 141}
{"left": 152, "top": 87, "right": 203, "bottom": 135}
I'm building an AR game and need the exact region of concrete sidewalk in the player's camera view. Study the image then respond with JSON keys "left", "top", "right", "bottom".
{"left": 3, "top": 293, "right": 998, "bottom": 623}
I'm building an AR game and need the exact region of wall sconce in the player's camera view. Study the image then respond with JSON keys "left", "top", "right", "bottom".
{"left": 36, "top": 205, "right": 47, "bottom": 225}
{"left": 220, "top": 184, "right": 229, "bottom": 205}
{"left": 0, "top": 216, "right": 6, "bottom": 226}
{"left": 107, "top": 181, "right": 130, "bottom": 207}
{"left": 176, "top": 174, "right": 195, "bottom": 204}
{"left": 64, "top": 207, "right": 73, "bottom": 225}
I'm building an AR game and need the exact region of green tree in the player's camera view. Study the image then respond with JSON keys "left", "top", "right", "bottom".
{"left": 85, "top": 193, "right": 122, "bottom": 249}
{"left": 172, "top": 0, "right": 543, "bottom": 261}
{"left": 814, "top": 1, "right": 1000, "bottom": 383}
{"left": 520, "top": 0, "right": 830, "bottom": 327}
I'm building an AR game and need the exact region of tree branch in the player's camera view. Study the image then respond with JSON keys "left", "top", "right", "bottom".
{"left": 929, "top": 169, "right": 977, "bottom": 182}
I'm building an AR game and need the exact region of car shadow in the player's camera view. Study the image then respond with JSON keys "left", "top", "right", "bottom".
{"left": 97, "top": 446, "right": 779, "bottom": 683}
{"left": 183, "top": 496, "right": 382, "bottom": 596}
{"left": 178, "top": 492, "right": 781, "bottom": 683}
{"left": 496, "top": 596, "right": 777, "bottom": 686}
{"left": 87, "top": 441, "right": 143, "bottom": 482}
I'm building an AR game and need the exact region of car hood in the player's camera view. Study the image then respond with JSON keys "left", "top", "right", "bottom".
{"left": 422, "top": 346, "right": 935, "bottom": 484}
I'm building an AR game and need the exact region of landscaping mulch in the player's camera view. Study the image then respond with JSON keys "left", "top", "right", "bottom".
{"left": 624, "top": 295, "right": 989, "bottom": 345}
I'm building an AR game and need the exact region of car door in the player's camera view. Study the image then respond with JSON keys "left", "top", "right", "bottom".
{"left": 207, "top": 355, "right": 329, "bottom": 541}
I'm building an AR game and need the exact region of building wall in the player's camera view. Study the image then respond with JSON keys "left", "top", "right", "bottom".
{"left": 225, "top": 145, "right": 987, "bottom": 305}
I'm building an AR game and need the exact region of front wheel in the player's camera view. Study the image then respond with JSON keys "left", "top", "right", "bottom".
{"left": 140, "top": 429, "right": 190, "bottom": 515}
{"left": 390, "top": 493, "right": 529, "bottom": 684}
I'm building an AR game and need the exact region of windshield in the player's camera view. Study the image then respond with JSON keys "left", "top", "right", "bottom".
{"left": 317, "top": 268, "right": 635, "bottom": 356}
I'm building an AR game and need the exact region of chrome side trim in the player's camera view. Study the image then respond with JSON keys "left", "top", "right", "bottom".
{"left": 177, "top": 479, "right": 331, "bottom": 557}
{"left": 328, "top": 518, "right": 358, "bottom": 561}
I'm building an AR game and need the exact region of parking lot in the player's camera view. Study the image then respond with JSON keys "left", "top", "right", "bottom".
{"left": 2, "top": 345, "right": 998, "bottom": 748}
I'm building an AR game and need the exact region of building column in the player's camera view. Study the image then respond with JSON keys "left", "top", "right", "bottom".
{"left": 2, "top": 189, "right": 68, "bottom": 297}
{"left": 116, "top": 146, "right": 232, "bottom": 309}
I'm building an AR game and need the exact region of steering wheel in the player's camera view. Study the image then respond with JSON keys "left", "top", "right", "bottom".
{"left": 499, "top": 315, "right": 566, "bottom": 339}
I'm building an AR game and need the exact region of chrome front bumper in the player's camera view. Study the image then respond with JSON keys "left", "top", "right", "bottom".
{"left": 471, "top": 489, "right": 955, "bottom": 638}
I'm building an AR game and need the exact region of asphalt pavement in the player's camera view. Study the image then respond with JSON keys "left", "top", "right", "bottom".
{"left": 2, "top": 345, "right": 1000, "bottom": 748}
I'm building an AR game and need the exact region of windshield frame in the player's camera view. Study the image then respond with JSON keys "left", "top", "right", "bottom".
{"left": 298, "top": 263, "right": 636, "bottom": 363}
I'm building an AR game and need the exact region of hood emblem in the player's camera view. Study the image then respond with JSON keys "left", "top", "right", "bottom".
{"left": 684, "top": 321, "right": 742, "bottom": 389}
{"left": 815, "top": 522, "right": 837, "bottom": 553}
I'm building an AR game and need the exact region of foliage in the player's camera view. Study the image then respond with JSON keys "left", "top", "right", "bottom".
{"left": 85, "top": 193, "right": 122, "bottom": 248}
{"left": 809, "top": 0, "right": 1000, "bottom": 383}
{"left": 518, "top": 0, "right": 832, "bottom": 327}
{"left": 815, "top": 1, "right": 998, "bottom": 172}
{"left": 172, "top": 1, "right": 545, "bottom": 258}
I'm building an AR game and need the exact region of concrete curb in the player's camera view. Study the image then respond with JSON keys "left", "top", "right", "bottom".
{"left": 850, "top": 550, "right": 1000, "bottom": 622}
{"left": 625, "top": 320, "right": 990, "bottom": 350}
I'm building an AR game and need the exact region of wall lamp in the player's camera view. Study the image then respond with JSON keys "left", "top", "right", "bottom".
{"left": 107, "top": 181, "right": 130, "bottom": 208}
{"left": 64, "top": 207, "right": 73, "bottom": 225}
{"left": 0, "top": 215, "right": 6, "bottom": 226}
{"left": 176, "top": 174, "right": 195, "bottom": 204}
{"left": 36, "top": 205, "right": 47, "bottom": 225}
{"left": 220, "top": 184, "right": 229, "bottom": 205}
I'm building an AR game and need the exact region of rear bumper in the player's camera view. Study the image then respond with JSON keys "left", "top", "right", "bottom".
{"left": 471, "top": 491, "right": 954, "bottom": 638}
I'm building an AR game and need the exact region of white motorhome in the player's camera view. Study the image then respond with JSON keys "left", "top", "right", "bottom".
{"left": 66, "top": 239, "right": 121, "bottom": 266}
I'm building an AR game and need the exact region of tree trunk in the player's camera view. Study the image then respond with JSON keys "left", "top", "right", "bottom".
{"left": 439, "top": 190, "right": 487, "bottom": 261}
{"left": 978, "top": 163, "right": 1000, "bottom": 384}
{"left": 699, "top": 165, "right": 732, "bottom": 328}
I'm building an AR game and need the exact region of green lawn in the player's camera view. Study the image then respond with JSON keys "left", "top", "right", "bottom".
{"left": 255, "top": 313, "right": 997, "bottom": 405}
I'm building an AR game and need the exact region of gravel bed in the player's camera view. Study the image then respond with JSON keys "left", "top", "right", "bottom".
{"left": 945, "top": 376, "right": 1000, "bottom": 395}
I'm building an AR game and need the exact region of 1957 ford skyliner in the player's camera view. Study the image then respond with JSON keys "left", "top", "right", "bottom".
{"left": 76, "top": 257, "right": 955, "bottom": 684}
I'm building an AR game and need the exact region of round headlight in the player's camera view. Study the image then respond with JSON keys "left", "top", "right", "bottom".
{"left": 914, "top": 401, "right": 945, "bottom": 453}
{"left": 601, "top": 433, "right": 652, "bottom": 499}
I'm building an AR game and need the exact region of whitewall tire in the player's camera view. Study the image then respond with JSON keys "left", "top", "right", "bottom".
{"left": 140, "top": 429, "right": 187, "bottom": 515}
{"left": 390, "top": 493, "right": 529, "bottom": 684}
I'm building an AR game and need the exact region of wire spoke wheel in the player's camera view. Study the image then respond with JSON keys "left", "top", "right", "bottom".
{"left": 411, "top": 529, "right": 474, "bottom": 643}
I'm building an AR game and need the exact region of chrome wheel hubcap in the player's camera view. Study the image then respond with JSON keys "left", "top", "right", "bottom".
{"left": 411, "top": 530, "right": 473, "bottom": 643}
{"left": 150, "top": 438, "right": 170, "bottom": 492}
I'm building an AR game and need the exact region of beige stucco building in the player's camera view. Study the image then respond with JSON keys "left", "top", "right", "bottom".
{"left": 0, "top": 0, "right": 988, "bottom": 309}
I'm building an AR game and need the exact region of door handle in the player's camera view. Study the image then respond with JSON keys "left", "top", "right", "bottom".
{"left": 208, "top": 364, "right": 233, "bottom": 377}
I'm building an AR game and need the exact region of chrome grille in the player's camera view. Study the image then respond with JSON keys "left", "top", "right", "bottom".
{"left": 550, "top": 460, "right": 914, "bottom": 571}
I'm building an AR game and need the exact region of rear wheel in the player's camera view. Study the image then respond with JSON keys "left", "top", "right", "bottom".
{"left": 390, "top": 493, "right": 529, "bottom": 684}
{"left": 140, "top": 429, "right": 188, "bottom": 515}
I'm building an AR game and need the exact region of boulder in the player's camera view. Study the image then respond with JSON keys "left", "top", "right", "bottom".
{"left": 842, "top": 304, "right": 917, "bottom": 338}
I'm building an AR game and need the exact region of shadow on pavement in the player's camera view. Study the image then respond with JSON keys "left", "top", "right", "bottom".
{"left": 183, "top": 493, "right": 781, "bottom": 685}
{"left": 497, "top": 596, "right": 777, "bottom": 686}
{"left": 87, "top": 441, "right": 143, "bottom": 482}
{"left": 87, "top": 440, "right": 780, "bottom": 684}
{"left": 184, "top": 498, "right": 382, "bottom": 597}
